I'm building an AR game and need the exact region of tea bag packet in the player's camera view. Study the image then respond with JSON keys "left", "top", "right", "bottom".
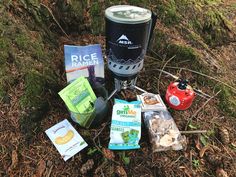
{"left": 137, "top": 93, "right": 166, "bottom": 112}
{"left": 45, "top": 119, "right": 88, "bottom": 161}
{"left": 143, "top": 111, "right": 184, "bottom": 152}
{"left": 108, "top": 99, "right": 142, "bottom": 150}
{"left": 59, "top": 77, "right": 97, "bottom": 128}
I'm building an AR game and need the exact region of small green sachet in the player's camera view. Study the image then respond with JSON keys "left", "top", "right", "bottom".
{"left": 59, "top": 77, "right": 97, "bottom": 128}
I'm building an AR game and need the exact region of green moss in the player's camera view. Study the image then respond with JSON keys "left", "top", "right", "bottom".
{"left": 196, "top": 8, "right": 232, "bottom": 46}
{"left": 151, "top": 29, "right": 169, "bottom": 54}
{"left": 155, "top": 0, "right": 180, "bottom": 26}
{"left": 15, "top": 34, "right": 30, "bottom": 50}
{"left": 0, "top": 87, "right": 6, "bottom": 99}
{"left": 19, "top": 70, "right": 46, "bottom": 108}
{"left": 90, "top": 2, "right": 104, "bottom": 34}
{"left": 204, "top": 0, "right": 222, "bottom": 5}
{"left": 0, "top": 51, "right": 8, "bottom": 65}
{"left": 0, "top": 64, "right": 10, "bottom": 98}
{"left": 0, "top": 37, "right": 11, "bottom": 49}
{"left": 20, "top": 101, "right": 49, "bottom": 144}
{"left": 127, "top": 0, "right": 148, "bottom": 6}
{"left": 30, "top": 39, "right": 48, "bottom": 61}
{"left": 167, "top": 44, "right": 199, "bottom": 61}
{"left": 216, "top": 85, "right": 236, "bottom": 117}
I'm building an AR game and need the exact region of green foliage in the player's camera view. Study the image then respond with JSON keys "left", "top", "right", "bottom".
{"left": 188, "top": 123, "right": 198, "bottom": 130}
{"left": 87, "top": 147, "right": 98, "bottom": 155}
{"left": 192, "top": 159, "right": 200, "bottom": 168}
{"left": 121, "top": 152, "right": 130, "bottom": 165}
{"left": 200, "top": 135, "right": 208, "bottom": 146}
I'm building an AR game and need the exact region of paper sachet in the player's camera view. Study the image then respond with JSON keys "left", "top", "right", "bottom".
{"left": 45, "top": 119, "right": 87, "bottom": 161}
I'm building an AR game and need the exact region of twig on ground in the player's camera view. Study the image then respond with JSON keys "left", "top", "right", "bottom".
{"left": 185, "top": 90, "right": 221, "bottom": 130}
{"left": 146, "top": 55, "right": 162, "bottom": 62}
{"left": 167, "top": 155, "right": 183, "bottom": 167}
{"left": 157, "top": 55, "right": 176, "bottom": 93}
{"left": 92, "top": 122, "right": 109, "bottom": 153}
{"left": 180, "top": 130, "right": 207, "bottom": 134}
{"left": 46, "top": 165, "right": 53, "bottom": 177}
{"left": 190, "top": 150, "right": 193, "bottom": 170}
{"left": 150, "top": 49, "right": 163, "bottom": 60}
{"left": 93, "top": 122, "right": 108, "bottom": 142}
{"left": 40, "top": 3, "right": 69, "bottom": 38}
{"left": 21, "top": 153, "right": 37, "bottom": 161}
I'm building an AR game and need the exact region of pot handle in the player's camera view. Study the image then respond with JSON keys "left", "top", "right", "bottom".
{"left": 147, "top": 12, "right": 157, "bottom": 49}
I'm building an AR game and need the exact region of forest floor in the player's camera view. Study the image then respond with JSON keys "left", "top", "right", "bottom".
{"left": 0, "top": 0, "right": 236, "bottom": 177}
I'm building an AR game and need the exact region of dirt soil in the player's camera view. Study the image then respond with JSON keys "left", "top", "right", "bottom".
{"left": 0, "top": 1, "right": 236, "bottom": 177}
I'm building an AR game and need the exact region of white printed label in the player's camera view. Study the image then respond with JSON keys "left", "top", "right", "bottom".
{"left": 169, "top": 95, "right": 180, "bottom": 106}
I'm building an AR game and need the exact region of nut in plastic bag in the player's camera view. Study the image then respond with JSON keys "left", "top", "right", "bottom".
{"left": 144, "top": 111, "right": 185, "bottom": 152}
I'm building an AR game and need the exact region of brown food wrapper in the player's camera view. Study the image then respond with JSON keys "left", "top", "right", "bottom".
{"left": 144, "top": 111, "right": 186, "bottom": 152}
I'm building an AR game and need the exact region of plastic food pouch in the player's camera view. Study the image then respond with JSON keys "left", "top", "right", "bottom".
{"left": 108, "top": 99, "right": 141, "bottom": 150}
{"left": 144, "top": 111, "right": 185, "bottom": 152}
{"left": 59, "top": 77, "right": 97, "bottom": 128}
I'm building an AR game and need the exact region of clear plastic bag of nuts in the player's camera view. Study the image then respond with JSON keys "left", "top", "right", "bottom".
{"left": 143, "top": 111, "right": 186, "bottom": 152}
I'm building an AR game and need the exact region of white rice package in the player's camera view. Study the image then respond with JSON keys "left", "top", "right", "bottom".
{"left": 108, "top": 99, "right": 141, "bottom": 150}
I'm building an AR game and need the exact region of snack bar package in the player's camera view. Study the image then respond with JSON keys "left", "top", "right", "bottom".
{"left": 137, "top": 93, "right": 167, "bottom": 112}
{"left": 144, "top": 111, "right": 185, "bottom": 152}
{"left": 108, "top": 99, "right": 142, "bottom": 150}
{"left": 59, "top": 77, "right": 96, "bottom": 128}
{"left": 45, "top": 119, "right": 88, "bottom": 161}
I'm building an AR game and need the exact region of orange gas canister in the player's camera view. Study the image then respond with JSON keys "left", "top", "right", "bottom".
{"left": 165, "top": 80, "right": 196, "bottom": 110}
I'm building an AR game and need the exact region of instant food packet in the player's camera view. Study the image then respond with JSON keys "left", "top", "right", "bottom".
{"left": 59, "top": 77, "right": 96, "bottom": 128}
{"left": 108, "top": 99, "right": 141, "bottom": 150}
{"left": 137, "top": 93, "right": 166, "bottom": 112}
{"left": 144, "top": 111, "right": 185, "bottom": 152}
{"left": 45, "top": 119, "right": 88, "bottom": 161}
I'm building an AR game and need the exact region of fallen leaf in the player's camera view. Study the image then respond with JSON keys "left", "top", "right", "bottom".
{"left": 194, "top": 137, "right": 202, "bottom": 150}
{"left": 102, "top": 148, "right": 115, "bottom": 160}
{"left": 199, "top": 146, "right": 213, "bottom": 158}
{"left": 35, "top": 159, "right": 46, "bottom": 177}
{"left": 183, "top": 168, "right": 192, "bottom": 177}
{"left": 10, "top": 150, "right": 18, "bottom": 169}
{"left": 216, "top": 168, "right": 228, "bottom": 177}
{"left": 116, "top": 166, "right": 127, "bottom": 177}
{"left": 230, "top": 141, "right": 236, "bottom": 148}
{"left": 80, "top": 159, "right": 94, "bottom": 174}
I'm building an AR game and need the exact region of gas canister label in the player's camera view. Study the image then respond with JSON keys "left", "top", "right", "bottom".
{"left": 169, "top": 95, "right": 181, "bottom": 106}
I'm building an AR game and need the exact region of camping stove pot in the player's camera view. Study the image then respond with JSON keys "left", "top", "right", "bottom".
{"left": 165, "top": 80, "right": 196, "bottom": 110}
{"left": 105, "top": 5, "right": 156, "bottom": 91}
